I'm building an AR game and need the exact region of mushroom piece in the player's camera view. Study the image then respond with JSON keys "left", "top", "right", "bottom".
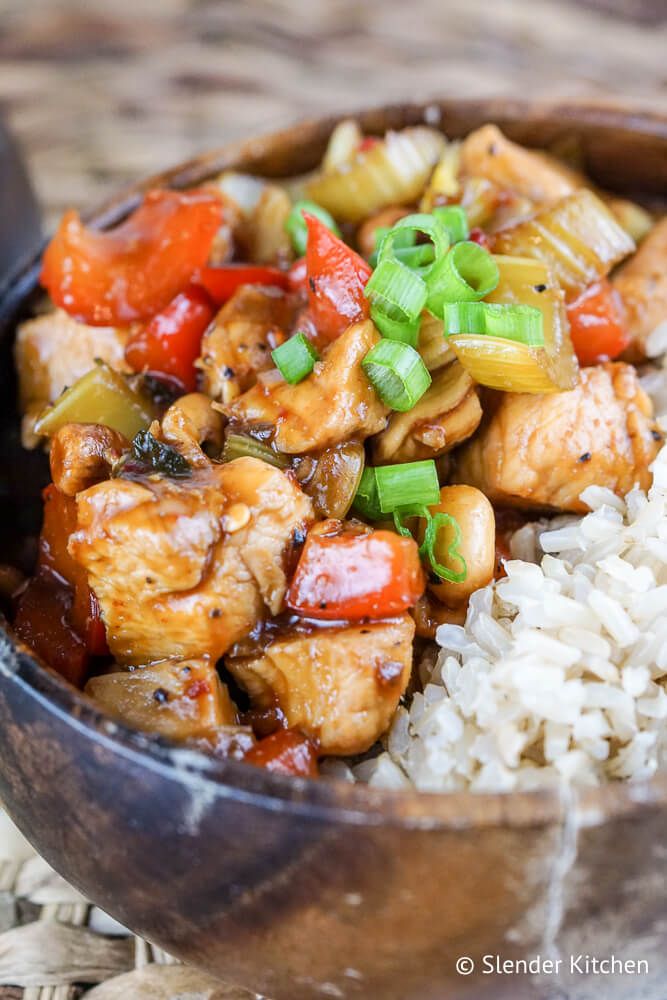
{"left": 371, "top": 361, "right": 482, "bottom": 464}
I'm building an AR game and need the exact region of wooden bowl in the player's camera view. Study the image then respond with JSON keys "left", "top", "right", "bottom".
{"left": 1, "top": 100, "right": 667, "bottom": 1000}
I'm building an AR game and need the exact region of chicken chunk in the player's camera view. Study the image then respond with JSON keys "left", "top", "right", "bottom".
{"left": 226, "top": 320, "right": 389, "bottom": 454}
{"left": 371, "top": 361, "right": 482, "bottom": 464}
{"left": 15, "top": 309, "right": 130, "bottom": 444}
{"left": 228, "top": 615, "right": 414, "bottom": 756}
{"left": 70, "top": 457, "right": 313, "bottom": 665}
{"left": 455, "top": 363, "right": 661, "bottom": 513}
{"left": 459, "top": 124, "right": 579, "bottom": 204}
{"left": 198, "top": 285, "right": 296, "bottom": 404}
{"left": 613, "top": 217, "right": 667, "bottom": 359}
{"left": 86, "top": 658, "right": 238, "bottom": 741}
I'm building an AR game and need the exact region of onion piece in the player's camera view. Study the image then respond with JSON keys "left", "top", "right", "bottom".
{"left": 323, "top": 119, "right": 363, "bottom": 173}
{"left": 486, "top": 255, "right": 579, "bottom": 390}
{"left": 247, "top": 184, "right": 293, "bottom": 264}
{"left": 418, "top": 311, "right": 455, "bottom": 371}
{"left": 494, "top": 190, "right": 635, "bottom": 297}
{"left": 215, "top": 172, "right": 266, "bottom": 215}
{"left": 306, "top": 127, "right": 445, "bottom": 223}
{"left": 448, "top": 334, "right": 564, "bottom": 394}
{"left": 419, "top": 141, "right": 461, "bottom": 211}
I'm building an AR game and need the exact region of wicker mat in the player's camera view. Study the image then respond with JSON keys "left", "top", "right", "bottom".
{"left": 0, "top": 810, "right": 261, "bottom": 999}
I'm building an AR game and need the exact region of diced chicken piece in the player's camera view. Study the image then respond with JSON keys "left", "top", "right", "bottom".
{"left": 228, "top": 615, "right": 414, "bottom": 756}
{"left": 226, "top": 320, "right": 389, "bottom": 454}
{"left": 460, "top": 124, "right": 580, "bottom": 204}
{"left": 613, "top": 217, "right": 667, "bottom": 359}
{"left": 371, "top": 361, "right": 482, "bottom": 464}
{"left": 455, "top": 363, "right": 661, "bottom": 513}
{"left": 461, "top": 125, "right": 651, "bottom": 240}
{"left": 198, "top": 285, "right": 296, "bottom": 404}
{"left": 15, "top": 309, "right": 130, "bottom": 447}
{"left": 86, "top": 658, "right": 238, "bottom": 741}
{"left": 70, "top": 457, "right": 313, "bottom": 665}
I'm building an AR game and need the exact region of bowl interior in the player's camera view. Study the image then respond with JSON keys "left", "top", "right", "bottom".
{"left": 2, "top": 98, "right": 667, "bottom": 829}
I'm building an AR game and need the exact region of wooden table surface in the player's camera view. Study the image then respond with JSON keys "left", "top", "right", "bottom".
{"left": 0, "top": 0, "right": 665, "bottom": 227}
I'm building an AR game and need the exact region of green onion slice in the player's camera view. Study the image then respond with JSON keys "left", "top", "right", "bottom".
{"left": 369, "top": 243, "right": 436, "bottom": 271}
{"left": 442, "top": 301, "right": 544, "bottom": 346}
{"left": 374, "top": 224, "right": 416, "bottom": 253}
{"left": 393, "top": 506, "right": 468, "bottom": 583}
{"left": 426, "top": 240, "right": 500, "bottom": 314}
{"left": 425, "top": 511, "right": 467, "bottom": 583}
{"left": 272, "top": 332, "right": 319, "bottom": 384}
{"left": 377, "top": 213, "right": 450, "bottom": 266}
{"left": 375, "top": 460, "right": 440, "bottom": 513}
{"left": 433, "top": 205, "right": 469, "bottom": 244}
{"left": 365, "top": 259, "right": 427, "bottom": 323}
{"left": 222, "top": 432, "right": 289, "bottom": 469}
{"left": 352, "top": 466, "right": 383, "bottom": 521}
{"left": 285, "top": 199, "right": 341, "bottom": 255}
{"left": 362, "top": 339, "right": 432, "bottom": 412}
{"left": 370, "top": 305, "right": 421, "bottom": 347}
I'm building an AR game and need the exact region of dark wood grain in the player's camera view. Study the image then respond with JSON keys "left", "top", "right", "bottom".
{"left": 0, "top": 0, "right": 664, "bottom": 226}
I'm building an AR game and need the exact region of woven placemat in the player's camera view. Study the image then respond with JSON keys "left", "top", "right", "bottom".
{"left": 0, "top": 810, "right": 261, "bottom": 999}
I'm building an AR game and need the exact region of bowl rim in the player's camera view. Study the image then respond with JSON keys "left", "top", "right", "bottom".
{"left": 3, "top": 96, "right": 667, "bottom": 832}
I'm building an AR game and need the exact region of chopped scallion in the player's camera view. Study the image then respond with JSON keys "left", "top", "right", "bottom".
{"left": 285, "top": 199, "right": 341, "bottom": 255}
{"left": 272, "top": 332, "right": 319, "bottom": 384}
{"left": 369, "top": 243, "right": 436, "bottom": 270}
{"left": 365, "top": 258, "right": 427, "bottom": 322}
{"left": 433, "top": 205, "right": 469, "bottom": 244}
{"left": 426, "top": 240, "right": 500, "bottom": 314}
{"left": 362, "top": 339, "right": 431, "bottom": 412}
{"left": 393, "top": 506, "right": 468, "bottom": 583}
{"left": 442, "top": 301, "right": 544, "bottom": 346}
{"left": 370, "top": 305, "right": 421, "bottom": 346}
{"left": 377, "top": 213, "right": 450, "bottom": 266}
{"left": 351, "top": 466, "right": 383, "bottom": 520}
{"left": 374, "top": 224, "right": 416, "bottom": 253}
{"left": 375, "top": 460, "right": 440, "bottom": 513}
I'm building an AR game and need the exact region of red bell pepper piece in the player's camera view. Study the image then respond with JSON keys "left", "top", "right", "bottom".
{"left": 194, "top": 264, "right": 288, "bottom": 306}
{"left": 287, "top": 528, "right": 425, "bottom": 621}
{"left": 244, "top": 729, "right": 319, "bottom": 777}
{"left": 358, "top": 136, "right": 381, "bottom": 153}
{"left": 304, "top": 213, "right": 372, "bottom": 340}
{"left": 41, "top": 188, "right": 223, "bottom": 326}
{"left": 39, "top": 484, "right": 109, "bottom": 658}
{"left": 125, "top": 284, "right": 215, "bottom": 392}
{"left": 566, "top": 278, "right": 631, "bottom": 366}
